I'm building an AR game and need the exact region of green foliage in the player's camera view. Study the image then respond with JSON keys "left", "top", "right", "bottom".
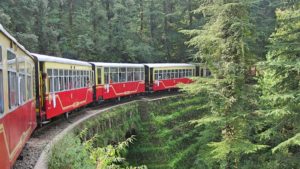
{"left": 0, "top": 0, "right": 202, "bottom": 62}
{"left": 181, "top": 0, "right": 278, "bottom": 168}
{"left": 257, "top": 2, "right": 300, "bottom": 167}
{"left": 49, "top": 134, "right": 95, "bottom": 169}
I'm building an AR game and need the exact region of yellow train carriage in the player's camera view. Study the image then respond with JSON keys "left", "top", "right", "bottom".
{"left": 144, "top": 63, "right": 196, "bottom": 92}
{"left": 0, "top": 24, "right": 36, "bottom": 169}
{"left": 31, "top": 53, "right": 94, "bottom": 120}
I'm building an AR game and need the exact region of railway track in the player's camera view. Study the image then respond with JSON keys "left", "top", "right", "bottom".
{"left": 13, "top": 91, "right": 180, "bottom": 169}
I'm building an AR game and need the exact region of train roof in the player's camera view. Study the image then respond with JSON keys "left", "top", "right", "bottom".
{"left": 144, "top": 63, "right": 195, "bottom": 68}
{"left": 92, "top": 62, "right": 144, "bottom": 68}
{"left": 32, "top": 53, "right": 91, "bottom": 66}
{"left": 0, "top": 24, "right": 33, "bottom": 57}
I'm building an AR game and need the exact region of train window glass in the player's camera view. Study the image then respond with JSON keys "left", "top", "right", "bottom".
{"left": 7, "top": 50, "right": 18, "bottom": 108}
{"left": 83, "top": 70, "right": 86, "bottom": 87}
{"left": 84, "top": 71, "right": 87, "bottom": 87}
{"left": 127, "top": 68, "right": 133, "bottom": 82}
{"left": 76, "top": 70, "right": 80, "bottom": 88}
{"left": 53, "top": 69, "right": 59, "bottom": 92}
{"left": 162, "top": 70, "right": 166, "bottom": 80}
{"left": 20, "top": 74, "right": 26, "bottom": 104}
{"left": 81, "top": 70, "right": 84, "bottom": 88}
{"left": 134, "top": 68, "right": 140, "bottom": 81}
{"left": 91, "top": 70, "right": 94, "bottom": 86}
{"left": 170, "top": 70, "right": 174, "bottom": 79}
{"left": 141, "top": 68, "right": 144, "bottom": 80}
{"left": 174, "top": 70, "right": 178, "bottom": 78}
{"left": 119, "top": 67, "right": 126, "bottom": 82}
{"left": 27, "top": 72, "right": 32, "bottom": 100}
{"left": 154, "top": 70, "right": 158, "bottom": 80}
{"left": 64, "top": 70, "right": 69, "bottom": 90}
{"left": 47, "top": 69, "right": 53, "bottom": 92}
{"left": 86, "top": 70, "right": 89, "bottom": 87}
{"left": 167, "top": 70, "right": 171, "bottom": 79}
{"left": 72, "top": 70, "right": 76, "bottom": 89}
{"left": 104, "top": 67, "right": 109, "bottom": 84}
{"left": 110, "top": 67, "right": 118, "bottom": 83}
{"left": 158, "top": 70, "right": 163, "bottom": 80}
{"left": 59, "top": 69, "right": 64, "bottom": 91}
{"left": 26, "top": 61, "right": 33, "bottom": 100}
{"left": 69, "top": 70, "right": 73, "bottom": 89}
{"left": 18, "top": 57, "right": 26, "bottom": 104}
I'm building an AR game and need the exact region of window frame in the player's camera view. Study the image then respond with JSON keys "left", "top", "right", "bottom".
{"left": 7, "top": 49, "right": 19, "bottom": 109}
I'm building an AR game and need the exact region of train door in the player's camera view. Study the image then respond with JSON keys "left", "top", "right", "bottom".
{"left": 92, "top": 64, "right": 97, "bottom": 101}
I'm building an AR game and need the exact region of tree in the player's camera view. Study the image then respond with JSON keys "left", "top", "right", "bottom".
{"left": 258, "top": 1, "right": 300, "bottom": 167}
{"left": 182, "top": 1, "right": 268, "bottom": 168}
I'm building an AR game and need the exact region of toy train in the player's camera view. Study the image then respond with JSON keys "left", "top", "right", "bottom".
{"left": 0, "top": 24, "right": 210, "bottom": 168}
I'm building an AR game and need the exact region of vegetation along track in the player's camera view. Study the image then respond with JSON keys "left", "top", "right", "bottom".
{"left": 12, "top": 91, "right": 180, "bottom": 169}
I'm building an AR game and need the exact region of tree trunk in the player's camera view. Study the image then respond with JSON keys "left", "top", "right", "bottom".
{"left": 163, "top": 0, "right": 171, "bottom": 60}
{"left": 149, "top": 0, "right": 155, "bottom": 39}
{"left": 139, "top": 0, "right": 144, "bottom": 34}
{"left": 188, "top": 0, "right": 193, "bottom": 27}
{"left": 68, "top": 0, "right": 74, "bottom": 26}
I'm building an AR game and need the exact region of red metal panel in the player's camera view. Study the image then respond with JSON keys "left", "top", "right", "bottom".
{"left": 45, "top": 87, "right": 93, "bottom": 119}
{"left": 96, "top": 81, "right": 145, "bottom": 100}
{"left": 152, "top": 78, "right": 192, "bottom": 91}
{"left": 0, "top": 100, "right": 36, "bottom": 169}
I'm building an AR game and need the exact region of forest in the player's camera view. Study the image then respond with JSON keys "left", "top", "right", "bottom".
{"left": 1, "top": 0, "right": 299, "bottom": 168}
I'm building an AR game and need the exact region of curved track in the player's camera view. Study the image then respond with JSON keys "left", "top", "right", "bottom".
{"left": 13, "top": 92, "right": 180, "bottom": 169}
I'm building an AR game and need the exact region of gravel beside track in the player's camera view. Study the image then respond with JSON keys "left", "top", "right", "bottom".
{"left": 13, "top": 92, "right": 180, "bottom": 169}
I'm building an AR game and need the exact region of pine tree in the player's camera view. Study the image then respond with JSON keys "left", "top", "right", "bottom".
{"left": 258, "top": 1, "right": 300, "bottom": 167}
{"left": 182, "top": 1, "right": 267, "bottom": 168}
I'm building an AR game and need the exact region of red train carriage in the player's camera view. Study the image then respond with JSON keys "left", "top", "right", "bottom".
{"left": 145, "top": 63, "right": 196, "bottom": 92}
{"left": 0, "top": 25, "right": 36, "bottom": 169}
{"left": 92, "top": 63, "right": 145, "bottom": 101}
{"left": 32, "top": 53, "right": 94, "bottom": 121}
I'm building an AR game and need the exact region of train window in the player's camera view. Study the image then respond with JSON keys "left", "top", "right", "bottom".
{"left": 72, "top": 70, "right": 76, "bottom": 89}
{"left": 53, "top": 69, "right": 59, "bottom": 92}
{"left": 20, "top": 74, "right": 26, "bottom": 104}
{"left": 189, "top": 69, "right": 193, "bottom": 77}
{"left": 104, "top": 67, "right": 109, "bottom": 84}
{"left": 110, "top": 67, "right": 118, "bottom": 83}
{"left": 0, "top": 46, "right": 3, "bottom": 114}
{"left": 64, "top": 70, "right": 69, "bottom": 90}
{"left": 141, "top": 68, "right": 144, "bottom": 80}
{"left": 27, "top": 63, "right": 32, "bottom": 100}
{"left": 69, "top": 70, "right": 73, "bottom": 89}
{"left": 91, "top": 70, "right": 94, "bottom": 86}
{"left": 84, "top": 71, "right": 87, "bottom": 87}
{"left": 47, "top": 69, "right": 53, "bottom": 93}
{"left": 26, "top": 61, "right": 33, "bottom": 100}
{"left": 81, "top": 70, "right": 84, "bottom": 88}
{"left": 59, "top": 69, "right": 64, "bottom": 91}
{"left": 119, "top": 67, "right": 126, "bottom": 82}
{"left": 173, "top": 70, "right": 177, "bottom": 78}
{"left": 154, "top": 70, "right": 158, "bottom": 80}
{"left": 18, "top": 57, "right": 26, "bottom": 104}
{"left": 167, "top": 70, "right": 171, "bottom": 79}
{"left": 7, "top": 50, "right": 18, "bottom": 108}
{"left": 163, "top": 70, "right": 167, "bottom": 79}
{"left": 76, "top": 70, "right": 79, "bottom": 88}
{"left": 127, "top": 68, "right": 133, "bottom": 82}
{"left": 134, "top": 68, "right": 141, "bottom": 81}
{"left": 158, "top": 70, "right": 163, "bottom": 80}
